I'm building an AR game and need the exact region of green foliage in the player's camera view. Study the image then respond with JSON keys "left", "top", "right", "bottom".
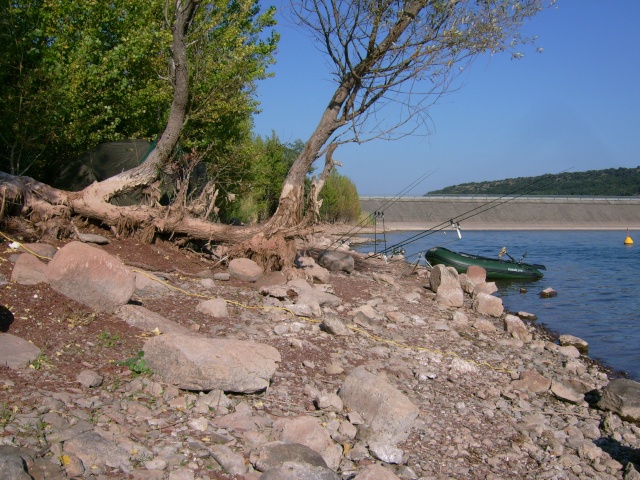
{"left": 97, "top": 331, "right": 120, "bottom": 348}
{"left": 0, "top": 402, "right": 15, "bottom": 427}
{"left": 220, "top": 133, "right": 304, "bottom": 223}
{"left": 427, "top": 167, "right": 640, "bottom": 196}
{"left": 319, "top": 170, "right": 361, "bottom": 223}
{"left": 116, "top": 351, "right": 152, "bottom": 377}
{"left": 28, "top": 353, "right": 52, "bottom": 370}
{"left": 0, "top": 0, "right": 278, "bottom": 183}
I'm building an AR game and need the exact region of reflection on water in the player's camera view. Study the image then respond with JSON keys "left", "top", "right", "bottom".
{"left": 355, "top": 230, "right": 640, "bottom": 380}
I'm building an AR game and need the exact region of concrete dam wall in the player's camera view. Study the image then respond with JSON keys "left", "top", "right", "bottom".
{"left": 359, "top": 196, "right": 640, "bottom": 230}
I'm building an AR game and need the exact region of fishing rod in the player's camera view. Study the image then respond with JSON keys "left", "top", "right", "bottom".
{"left": 322, "top": 168, "right": 437, "bottom": 251}
{"left": 371, "top": 169, "right": 571, "bottom": 258}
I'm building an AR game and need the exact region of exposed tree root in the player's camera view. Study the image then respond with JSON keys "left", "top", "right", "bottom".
{"left": 229, "top": 232, "right": 296, "bottom": 272}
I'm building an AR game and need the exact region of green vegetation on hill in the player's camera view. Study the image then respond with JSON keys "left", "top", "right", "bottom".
{"left": 426, "top": 167, "right": 640, "bottom": 196}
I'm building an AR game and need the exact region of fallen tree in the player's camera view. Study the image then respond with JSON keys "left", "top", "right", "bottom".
{"left": 1, "top": 0, "right": 551, "bottom": 271}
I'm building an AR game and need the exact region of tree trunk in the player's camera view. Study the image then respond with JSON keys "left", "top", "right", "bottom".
{"left": 76, "top": 0, "right": 198, "bottom": 207}
{"left": 305, "top": 143, "right": 340, "bottom": 223}
{"left": 266, "top": 86, "right": 351, "bottom": 233}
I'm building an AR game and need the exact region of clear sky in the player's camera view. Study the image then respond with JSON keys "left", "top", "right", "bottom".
{"left": 252, "top": 1, "right": 640, "bottom": 195}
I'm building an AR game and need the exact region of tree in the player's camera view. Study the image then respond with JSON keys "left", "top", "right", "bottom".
{"left": 1, "top": 0, "right": 552, "bottom": 272}
{"left": 1, "top": 0, "right": 277, "bottom": 234}
{"left": 266, "top": 0, "right": 552, "bottom": 232}
{"left": 222, "top": 134, "right": 304, "bottom": 223}
{"left": 0, "top": 0, "right": 277, "bottom": 182}
{"left": 319, "top": 170, "right": 361, "bottom": 223}
{"left": 0, "top": 0, "right": 172, "bottom": 177}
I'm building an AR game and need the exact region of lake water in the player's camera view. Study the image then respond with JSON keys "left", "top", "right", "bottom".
{"left": 354, "top": 230, "right": 640, "bottom": 380}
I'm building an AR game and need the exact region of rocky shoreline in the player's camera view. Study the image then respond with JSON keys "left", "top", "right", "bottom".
{"left": 1, "top": 230, "right": 639, "bottom": 480}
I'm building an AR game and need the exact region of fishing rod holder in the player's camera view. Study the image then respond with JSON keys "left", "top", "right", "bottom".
{"left": 373, "top": 211, "right": 387, "bottom": 255}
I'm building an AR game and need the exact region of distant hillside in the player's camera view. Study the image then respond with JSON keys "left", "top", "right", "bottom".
{"left": 427, "top": 167, "right": 640, "bottom": 196}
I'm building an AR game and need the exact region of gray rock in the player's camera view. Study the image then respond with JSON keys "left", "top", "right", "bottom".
{"left": 321, "top": 314, "right": 353, "bottom": 336}
{"left": 551, "top": 380, "right": 583, "bottom": 404}
{"left": 315, "top": 391, "right": 343, "bottom": 412}
{"left": 0, "top": 333, "right": 41, "bottom": 370}
{"left": 353, "top": 463, "right": 402, "bottom": 479}
{"left": 213, "top": 272, "right": 231, "bottom": 281}
{"left": 472, "top": 293, "right": 504, "bottom": 317}
{"left": 16, "top": 242, "right": 57, "bottom": 259}
{"left": 45, "top": 241, "right": 135, "bottom": 312}
{"left": 557, "top": 345, "right": 581, "bottom": 358}
{"left": 368, "top": 441, "right": 404, "bottom": 464}
{"left": 76, "top": 369, "right": 103, "bottom": 388}
{"left": 504, "top": 314, "right": 531, "bottom": 342}
{"left": 134, "top": 270, "right": 170, "bottom": 294}
{"left": 208, "top": 444, "right": 247, "bottom": 475}
{"left": 435, "top": 285, "right": 464, "bottom": 307}
{"left": 299, "top": 290, "right": 341, "bottom": 308}
{"left": 63, "top": 431, "right": 131, "bottom": 472}
{"left": 76, "top": 233, "right": 109, "bottom": 244}
{"left": 259, "top": 461, "right": 340, "bottom": 480}
{"left": 45, "top": 420, "right": 94, "bottom": 443}
{"left": 598, "top": 378, "right": 640, "bottom": 423}
{"left": 251, "top": 441, "right": 328, "bottom": 472}
{"left": 229, "top": 257, "right": 263, "bottom": 282}
{"left": 62, "top": 453, "right": 85, "bottom": 478}
{"left": 512, "top": 370, "right": 551, "bottom": 394}
{"left": 466, "top": 265, "right": 486, "bottom": 283}
{"left": 458, "top": 273, "right": 477, "bottom": 294}
{"left": 273, "top": 416, "right": 341, "bottom": 470}
{"left": 116, "top": 304, "right": 192, "bottom": 335}
{"left": 11, "top": 253, "right": 48, "bottom": 285}
{"left": 540, "top": 287, "right": 557, "bottom": 298}
{"left": 143, "top": 333, "right": 281, "bottom": 393}
{"left": 559, "top": 334, "right": 589, "bottom": 354}
{"left": 317, "top": 250, "right": 354, "bottom": 273}
{"left": 473, "top": 281, "right": 498, "bottom": 296}
{"left": 339, "top": 366, "right": 419, "bottom": 446}
{"left": 429, "top": 264, "right": 459, "bottom": 293}
{"left": 517, "top": 311, "right": 538, "bottom": 320}
{"left": 0, "top": 447, "right": 33, "bottom": 480}
{"left": 473, "top": 318, "right": 497, "bottom": 333}
{"left": 0, "top": 445, "right": 66, "bottom": 480}
{"left": 195, "top": 298, "right": 229, "bottom": 317}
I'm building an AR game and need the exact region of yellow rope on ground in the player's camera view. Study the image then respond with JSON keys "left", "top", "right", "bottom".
{"left": 0, "top": 231, "right": 53, "bottom": 260}
{"left": 130, "top": 268, "right": 514, "bottom": 375}
{"left": 1, "top": 229, "right": 514, "bottom": 375}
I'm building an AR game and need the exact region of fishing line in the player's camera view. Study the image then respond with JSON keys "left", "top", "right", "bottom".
{"left": 370, "top": 169, "right": 571, "bottom": 258}
{"left": 321, "top": 169, "right": 437, "bottom": 251}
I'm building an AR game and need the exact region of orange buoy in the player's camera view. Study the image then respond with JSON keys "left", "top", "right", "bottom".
{"left": 624, "top": 229, "right": 634, "bottom": 245}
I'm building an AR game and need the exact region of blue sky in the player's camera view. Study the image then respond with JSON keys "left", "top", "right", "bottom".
{"left": 252, "top": 1, "right": 640, "bottom": 195}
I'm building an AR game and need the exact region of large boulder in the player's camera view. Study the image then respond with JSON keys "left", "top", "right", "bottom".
{"left": 435, "top": 285, "right": 463, "bottom": 307}
{"left": 142, "top": 333, "right": 281, "bottom": 393}
{"left": 339, "top": 366, "right": 418, "bottom": 447}
{"left": 45, "top": 241, "right": 135, "bottom": 312}
{"left": 429, "top": 264, "right": 459, "bottom": 292}
{"left": 597, "top": 379, "right": 640, "bottom": 423}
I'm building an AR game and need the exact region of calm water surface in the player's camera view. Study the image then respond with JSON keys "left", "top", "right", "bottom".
{"left": 355, "top": 230, "right": 640, "bottom": 380}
